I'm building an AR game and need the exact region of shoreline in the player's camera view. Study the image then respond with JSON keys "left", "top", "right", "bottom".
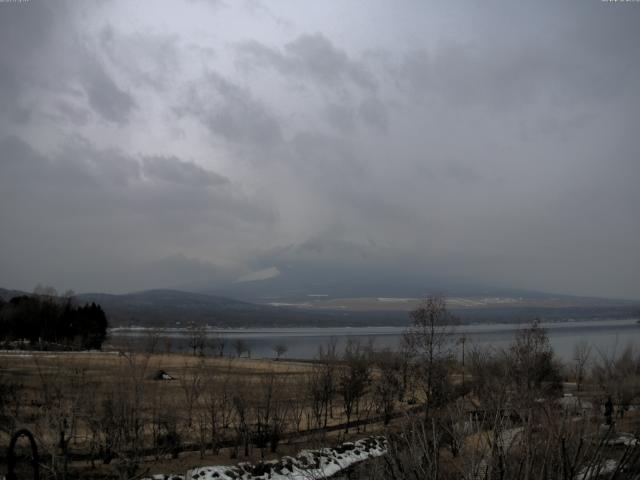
{"left": 108, "top": 317, "right": 640, "bottom": 337}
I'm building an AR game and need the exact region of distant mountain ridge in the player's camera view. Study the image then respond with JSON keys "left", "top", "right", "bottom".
{"left": 77, "top": 289, "right": 261, "bottom": 311}
{"left": 0, "top": 287, "right": 385, "bottom": 327}
{"left": 0, "top": 288, "right": 30, "bottom": 301}
{"left": 1, "top": 287, "right": 638, "bottom": 328}
{"left": 75, "top": 289, "right": 332, "bottom": 327}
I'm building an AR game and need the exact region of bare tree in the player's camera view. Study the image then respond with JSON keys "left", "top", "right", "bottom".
{"left": 230, "top": 378, "right": 251, "bottom": 458}
{"left": 144, "top": 329, "right": 161, "bottom": 354}
{"left": 315, "top": 338, "right": 338, "bottom": 427}
{"left": 163, "top": 336, "right": 173, "bottom": 355}
{"left": 147, "top": 379, "right": 170, "bottom": 460}
{"left": 203, "top": 362, "right": 234, "bottom": 455}
{"left": 382, "top": 415, "right": 444, "bottom": 479}
{"left": 572, "top": 340, "right": 592, "bottom": 392}
{"left": 233, "top": 338, "right": 250, "bottom": 358}
{"left": 62, "top": 289, "right": 75, "bottom": 299}
{"left": 338, "top": 339, "right": 371, "bottom": 433}
{"left": 253, "top": 371, "right": 289, "bottom": 457}
{"left": 286, "top": 376, "right": 307, "bottom": 434}
{"left": 468, "top": 345, "right": 510, "bottom": 410}
{"left": 33, "top": 283, "right": 58, "bottom": 297}
{"left": 592, "top": 344, "right": 640, "bottom": 420}
{"left": 404, "top": 295, "right": 455, "bottom": 418}
{"left": 306, "top": 366, "right": 327, "bottom": 429}
{"left": 187, "top": 322, "right": 207, "bottom": 356}
{"left": 507, "top": 320, "right": 562, "bottom": 405}
{"left": 178, "top": 358, "right": 205, "bottom": 428}
{"left": 456, "top": 333, "right": 468, "bottom": 391}
{"left": 211, "top": 333, "right": 226, "bottom": 357}
{"left": 373, "top": 349, "right": 401, "bottom": 425}
{"left": 99, "top": 351, "right": 152, "bottom": 479}
{"left": 273, "top": 342, "right": 288, "bottom": 360}
{"left": 456, "top": 322, "right": 569, "bottom": 480}
{"left": 33, "top": 357, "right": 88, "bottom": 480}
{"left": 376, "top": 373, "right": 627, "bottom": 480}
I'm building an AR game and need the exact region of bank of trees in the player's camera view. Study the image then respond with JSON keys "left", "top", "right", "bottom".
{"left": 0, "top": 289, "right": 108, "bottom": 350}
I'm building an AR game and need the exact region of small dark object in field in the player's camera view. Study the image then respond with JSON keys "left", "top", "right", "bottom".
{"left": 152, "top": 369, "right": 174, "bottom": 380}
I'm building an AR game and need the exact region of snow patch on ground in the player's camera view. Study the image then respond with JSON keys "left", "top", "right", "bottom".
{"left": 605, "top": 433, "right": 639, "bottom": 446}
{"left": 575, "top": 459, "right": 618, "bottom": 480}
{"left": 144, "top": 436, "right": 387, "bottom": 480}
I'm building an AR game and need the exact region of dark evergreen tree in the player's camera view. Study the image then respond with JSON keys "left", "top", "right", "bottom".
{"left": 0, "top": 294, "right": 108, "bottom": 350}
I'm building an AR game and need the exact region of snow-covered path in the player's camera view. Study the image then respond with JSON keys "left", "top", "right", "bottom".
{"left": 145, "top": 436, "right": 387, "bottom": 480}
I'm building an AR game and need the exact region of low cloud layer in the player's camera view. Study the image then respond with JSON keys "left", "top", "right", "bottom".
{"left": 0, "top": 0, "right": 638, "bottom": 299}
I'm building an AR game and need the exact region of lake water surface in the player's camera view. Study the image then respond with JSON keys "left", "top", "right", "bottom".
{"left": 110, "top": 318, "right": 640, "bottom": 361}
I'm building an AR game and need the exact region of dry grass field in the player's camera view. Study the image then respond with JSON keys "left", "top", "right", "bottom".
{"left": 0, "top": 349, "right": 397, "bottom": 479}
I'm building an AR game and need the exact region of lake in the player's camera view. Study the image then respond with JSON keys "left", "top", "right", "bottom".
{"left": 109, "top": 318, "right": 640, "bottom": 361}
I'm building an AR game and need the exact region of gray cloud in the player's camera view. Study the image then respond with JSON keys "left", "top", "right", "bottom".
{"left": 0, "top": 0, "right": 638, "bottom": 299}
{"left": 0, "top": 1, "right": 59, "bottom": 122}
{"left": 0, "top": 135, "right": 275, "bottom": 292}
{"left": 80, "top": 54, "right": 137, "bottom": 125}
{"left": 52, "top": 100, "right": 92, "bottom": 126}
{"left": 237, "top": 33, "right": 376, "bottom": 91}
{"left": 358, "top": 96, "right": 388, "bottom": 131}
{"left": 99, "top": 25, "right": 181, "bottom": 91}
{"left": 176, "top": 71, "right": 282, "bottom": 148}
{"left": 234, "top": 33, "right": 389, "bottom": 136}
{"left": 0, "top": 0, "right": 140, "bottom": 126}
{"left": 142, "top": 155, "right": 229, "bottom": 187}
{"left": 289, "top": 131, "right": 365, "bottom": 182}
{"left": 399, "top": 7, "right": 640, "bottom": 114}
{"left": 323, "top": 103, "right": 357, "bottom": 134}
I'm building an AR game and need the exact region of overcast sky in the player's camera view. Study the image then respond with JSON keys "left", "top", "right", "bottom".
{"left": 0, "top": 0, "right": 638, "bottom": 299}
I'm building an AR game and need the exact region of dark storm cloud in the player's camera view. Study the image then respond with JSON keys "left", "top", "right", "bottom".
{"left": 399, "top": 5, "right": 640, "bottom": 113}
{"left": 0, "top": 1, "right": 58, "bottom": 122}
{"left": 315, "top": 95, "right": 388, "bottom": 134}
{"left": 0, "top": 134, "right": 275, "bottom": 291}
{"left": 0, "top": 135, "right": 253, "bottom": 215}
{"left": 235, "top": 33, "right": 389, "bottom": 136}
{"left": 237, "top": 33, "right": 376, "bottom": 91}
{"left": 0, "top": 1, "right": 139, "bottom": 126}
{"left": 176, "top": 71, "right": 282, "bottom": 148}
{"left": 80, "top": 54, "right": 136, "bottom": 125}
{"left": 142, "top": 156, "right": 229, "bottom": 188}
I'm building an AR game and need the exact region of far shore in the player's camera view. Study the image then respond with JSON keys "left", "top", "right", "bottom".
{"left": 109, "top": 317, "right": 640, "bottom": 336}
